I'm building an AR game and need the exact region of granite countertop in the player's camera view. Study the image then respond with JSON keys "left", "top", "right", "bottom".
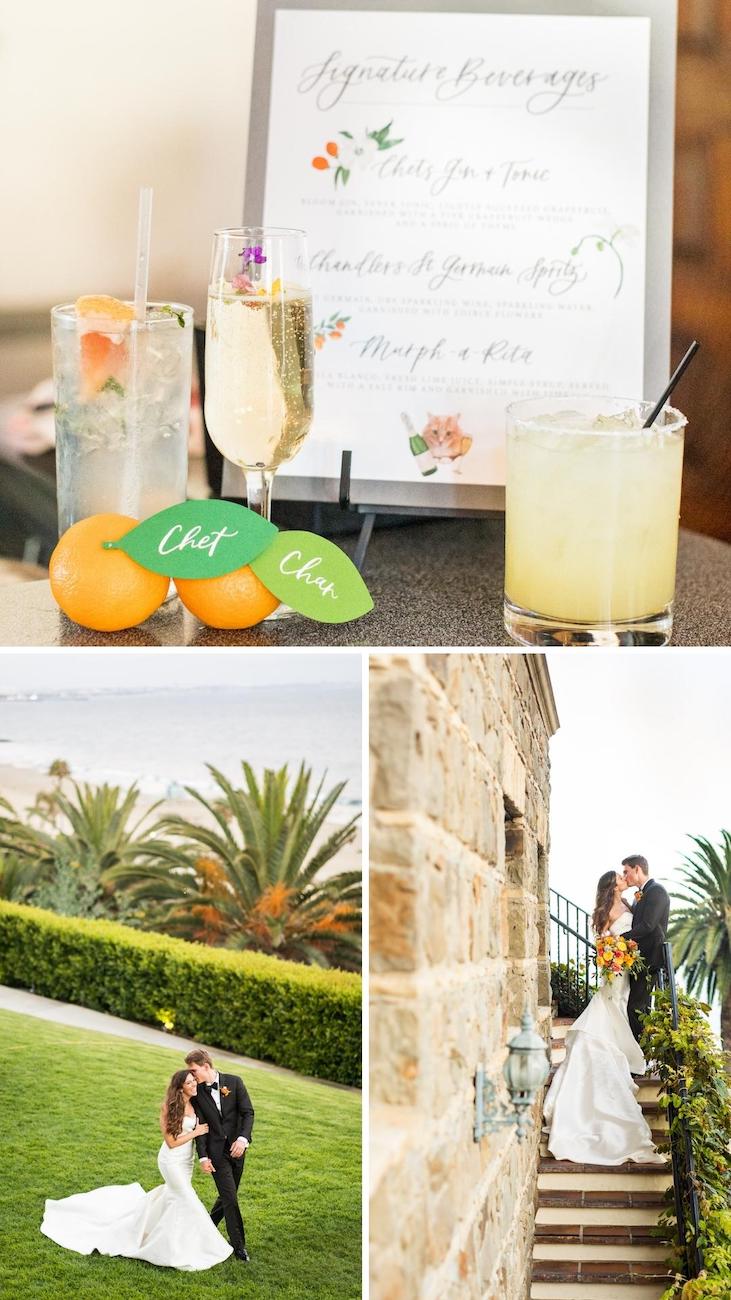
{"left": 0, "top": 517, "right": 728, "bottom": 648}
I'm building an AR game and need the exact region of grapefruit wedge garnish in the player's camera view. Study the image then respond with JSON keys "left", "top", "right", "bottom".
{"left": 75, "top": 295, "right": 135, "bottom": 325}
{"left": 75, "top": 295, "right": 134, "bottom": 399}
{"left": 79, "top": 332, "right": 128, "bottom": 400}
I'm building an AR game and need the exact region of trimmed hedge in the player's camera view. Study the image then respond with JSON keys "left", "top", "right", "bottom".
{"left": 0, "top": 901, "right": 361, "bottom": 1086}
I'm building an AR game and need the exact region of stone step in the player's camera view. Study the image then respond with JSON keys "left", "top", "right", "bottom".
{"left": 546, "top": 1064, "right": 661, "bottom": 1096}
{"left": 531, "top": 1284, "right": 667, "bottom": 1299}
{"left": 541, "top": 1099, "right": 666, "bottom": 1123}
{"left": 548, "top": 1060, "right": 661, "bottom": 1085}
{"left": 540, "top": 1131, "right": 667, "bottom": 1157}
{"left": 538, "top": 1189, "right": 668, "bottom": 1210}
{"left": 535, "top": 1225, "right": 669, "bottom": 1247}
{"left": 536, "top": 1206, "right": 663, "bottom": 1227}
{"left": 551, "top": 1019, "right": 575, "bottom": 1037}
{"left": 539, "top": 1158, "right": 670, "bottom": 1176}
{"left": 535, "top": 1190, "right": 665, "bottom": 1211}
{"left": 539, "top": 1171, "right": 671, "bottom": 1193}
{"left": 547, "top": 1050, "right": 660, "bottom": 1080}
{"left": 533, "top": 1264, "right": 671, "bottom": 1284}
{"left": 534, "top": 1243, "right": 669, "bottom": 1262}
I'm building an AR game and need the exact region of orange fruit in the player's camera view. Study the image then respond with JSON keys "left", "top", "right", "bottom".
{"left": 50, "top": 513, "right": 168, "bottom": 632}
{"left": 175, "top": 565, "right": 280, "bottom": 629}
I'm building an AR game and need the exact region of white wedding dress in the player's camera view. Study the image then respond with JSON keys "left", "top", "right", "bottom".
{"left": 544, "top": 912, "right": 664, "bottom": 1165}
{"left": 41, "top": 1115, "right": 233, "bottom": 1270}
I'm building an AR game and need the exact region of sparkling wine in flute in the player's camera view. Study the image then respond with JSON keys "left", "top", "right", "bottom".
{"left": 206, "top": 289, "right": 313, "bottom": 470}
{"left": 205, "top": 228, "right": 314, "bottom": 521}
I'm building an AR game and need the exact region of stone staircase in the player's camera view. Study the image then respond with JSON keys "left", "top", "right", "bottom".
{"left": 530, "top": 1018, "right": 674, "bottom": 1300}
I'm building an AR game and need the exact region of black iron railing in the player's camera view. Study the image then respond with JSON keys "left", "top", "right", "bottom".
{"left": 549, "top": 888, "right": 599, "bottom": 1013}
{"left": 658, "top": 940, "right": 704, "bottom": 1280}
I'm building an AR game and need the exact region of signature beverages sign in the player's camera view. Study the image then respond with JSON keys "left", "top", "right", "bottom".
{"left": 259, "top": 9, "right": 651, "bottom": 494}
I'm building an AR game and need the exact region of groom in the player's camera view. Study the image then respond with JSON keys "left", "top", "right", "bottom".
{"left": 185, "top": 1048, "right": 255, "bottom": 1262}
{"left": 622, "top": 854, "right": 671, "bottom": 1044}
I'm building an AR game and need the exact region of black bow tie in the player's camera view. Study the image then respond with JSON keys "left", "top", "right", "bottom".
{"left": 206, "top": 1081, "right": 219, "bottom": 1091}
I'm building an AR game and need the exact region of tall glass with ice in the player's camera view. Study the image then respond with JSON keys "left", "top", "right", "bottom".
{"left": 52, "top": 299, "right": 193, "bottom": 536}
{"left": 504, "top": 397, "right": 687, "bottom": 646}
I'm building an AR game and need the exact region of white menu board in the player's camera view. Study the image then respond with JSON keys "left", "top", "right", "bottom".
{"left": 236, "top": 1, "right": 676, "bottom": 511}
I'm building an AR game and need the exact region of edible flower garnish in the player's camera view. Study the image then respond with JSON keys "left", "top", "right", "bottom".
{"left": 240, "top": 244, "right": 267, "bottom": 265}
{"left": 232, "top": 273, "right": 256, "bottom": 294}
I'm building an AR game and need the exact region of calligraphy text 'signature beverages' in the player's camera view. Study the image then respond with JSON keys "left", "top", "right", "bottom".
{"left": 205, "top": 287, "right": 313, "bottom": 470}
{"left": 504, "top": 400, "right": 686, "bottom": 645}
{"left": 52, "top": 300, "right": 192, "bottom": 536}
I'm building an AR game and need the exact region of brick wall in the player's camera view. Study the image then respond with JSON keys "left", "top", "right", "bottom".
{"left": 370, "top": 652, "right": 556, "bottom": 1300}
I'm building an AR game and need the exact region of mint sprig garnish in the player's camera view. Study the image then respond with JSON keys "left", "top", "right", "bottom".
{"left": 160, "top": 305, "right": 186, "bottom": 328}
{"left": 101, "top": 376, "right": 125, "bottom": 396}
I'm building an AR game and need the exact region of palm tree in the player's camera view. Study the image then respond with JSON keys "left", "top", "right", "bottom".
{"left": 0, "top": 783, "right": 163, "bottom": 918}
{"left": 109, "top": 762, "right": 362, "bottom": 970}
{"left": 669, "top": 831, "right": 731, "bottom": 1053}
{"left": 0, "top": 843, "right": 48, "bottom": 903}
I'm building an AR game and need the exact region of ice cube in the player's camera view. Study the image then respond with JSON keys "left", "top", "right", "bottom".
{"left": 591, "top": 407, "right": 642, "bottom": 432}
{"left": 529, "top": 410, "right": 588, "bottom": 429}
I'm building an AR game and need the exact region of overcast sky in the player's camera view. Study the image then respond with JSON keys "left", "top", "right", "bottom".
{"left": 547, "top": 650, "right": 730, "bottom": 917}
{"left": 0, "top": 649, "right": 362, "bottom": 693}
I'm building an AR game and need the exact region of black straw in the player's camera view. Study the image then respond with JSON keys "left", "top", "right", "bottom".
{"left": 643, "top": 340, "right": 700, "bottom": 428}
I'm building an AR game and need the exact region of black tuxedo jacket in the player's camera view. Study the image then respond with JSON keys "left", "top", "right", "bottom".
{"left": 627, "top": 879, "right": 670, "bottom": 971}
{"left": 191, "top": 1073, "right": 255, "bottom": 1161}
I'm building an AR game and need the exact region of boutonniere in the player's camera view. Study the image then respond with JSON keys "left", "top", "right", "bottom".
{"left": 634, "top": 889, "right": 644, "bottom": 902}
{"left": 221, "top": 1086, "right": 231, "bottom": 1098}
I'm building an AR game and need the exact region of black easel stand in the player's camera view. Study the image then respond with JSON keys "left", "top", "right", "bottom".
{"left": 339, "top": 450, "right": 376, "bottom": 573}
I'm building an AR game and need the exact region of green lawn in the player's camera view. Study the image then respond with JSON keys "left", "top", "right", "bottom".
{"left": 1, "top": 1010, "right": 361, "bottom": 1299}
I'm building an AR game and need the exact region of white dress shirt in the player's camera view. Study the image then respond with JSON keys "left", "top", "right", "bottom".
{"left": 208, "top": 1071, "right": 249, "bottom": 1150}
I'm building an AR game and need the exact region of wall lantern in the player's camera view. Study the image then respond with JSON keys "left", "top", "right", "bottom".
{"left": 474, "top": 1008, "right": 550, "bottom": 1143}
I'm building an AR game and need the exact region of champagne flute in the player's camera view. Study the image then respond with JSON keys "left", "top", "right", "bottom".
{"left": 205, "top": 227, "right": 314, "bottom": 522}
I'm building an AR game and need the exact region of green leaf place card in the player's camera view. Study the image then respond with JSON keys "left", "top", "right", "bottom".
{"left": 104, "top": 500, "right": 278, "bottom": 579}
{"left": 250, "top": 531, "right": 373, "bottom": 624}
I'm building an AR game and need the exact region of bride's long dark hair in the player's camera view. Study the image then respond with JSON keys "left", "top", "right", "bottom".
{"left": 592, "top": 870, "right": 618, "bottom": 936}
{"left": 162, "top": 1069, "right": 192, "bottom": 1137}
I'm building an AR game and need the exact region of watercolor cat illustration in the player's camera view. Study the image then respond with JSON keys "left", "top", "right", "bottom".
{"left": 421, "top": 413, "right": 473, "bottom": 461}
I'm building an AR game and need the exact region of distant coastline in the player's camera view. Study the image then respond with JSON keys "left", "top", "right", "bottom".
{"left": 0, "top": 683, "right": 362, "bottom": 822}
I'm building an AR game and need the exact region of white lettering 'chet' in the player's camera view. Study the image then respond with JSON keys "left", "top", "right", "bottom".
{"left": 158, "top": 525, "right": 239, "bottom": 557}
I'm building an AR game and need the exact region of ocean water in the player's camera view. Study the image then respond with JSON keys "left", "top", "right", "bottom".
{"left": 0, "top": 684, "right": 362, "bottom": 812}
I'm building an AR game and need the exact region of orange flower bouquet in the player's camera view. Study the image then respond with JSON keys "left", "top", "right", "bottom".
{"left": 594, "top": 933, "right": 645, "bottom": 983}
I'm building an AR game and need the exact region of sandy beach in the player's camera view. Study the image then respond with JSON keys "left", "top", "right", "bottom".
{"left": 0, "top": 762, "right": 361, "bottom": 878}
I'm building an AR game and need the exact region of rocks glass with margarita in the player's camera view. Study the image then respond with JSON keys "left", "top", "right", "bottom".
{"left": 205, "top": 228, "right": 313, "bottom": 523}
{"left": 504, "top": 397, "right": 687, "bottom": 646}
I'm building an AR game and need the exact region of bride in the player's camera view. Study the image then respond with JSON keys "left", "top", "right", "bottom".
{"left": 41, "top": 1069, "right": 233, "bottom": 1270}
{"left": 544, "top": 870, "right": 664, "bottom": 1165}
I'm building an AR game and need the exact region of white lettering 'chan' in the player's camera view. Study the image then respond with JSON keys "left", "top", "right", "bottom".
{"left": 158, "top": 524, "right": 240, "bottom": 558}
{"left": 279, "top": 551, "right": 337, "bottom": 599}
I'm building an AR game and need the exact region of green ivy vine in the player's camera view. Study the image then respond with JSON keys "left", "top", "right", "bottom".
{"left": 641, "top": 991, "right": 731, "bottom": 1299}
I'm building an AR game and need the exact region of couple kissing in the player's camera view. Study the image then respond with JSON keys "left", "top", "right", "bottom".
{"left": 544, "top": 854, "right": 670, "bottom": 1167}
